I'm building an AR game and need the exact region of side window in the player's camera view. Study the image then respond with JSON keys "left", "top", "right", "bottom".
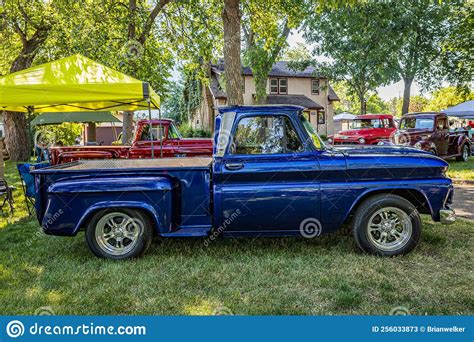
{"left": 269, "top": 78, "right": 278, "bottom": 94}
{"left": 168, "top": 124, "right": 181, "bottom": 139}
{"left": 311, "top": 79, "right": 320, "bottom": 95}
{"left": 230, "top": 115, "right": 303, "bottom": 155}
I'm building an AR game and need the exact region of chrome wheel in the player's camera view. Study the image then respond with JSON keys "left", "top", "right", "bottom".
{"left": 95, "top": 212, "right": 142, "bottom": 256}
{"left": 367, "top": 207, "right": 412, "bottom": 252}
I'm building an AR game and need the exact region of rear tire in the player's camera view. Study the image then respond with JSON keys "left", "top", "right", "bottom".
{"left": 456, "top": 144, "right": 469, "bottom": 162}
{"left": 86, "top": 208, "right": 153, "bottom": 259}
{"left": 352, "top": 194, "right": 421, "bottom": 256}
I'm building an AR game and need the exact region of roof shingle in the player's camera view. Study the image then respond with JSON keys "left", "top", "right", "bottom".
{"left": 264, "top": 95, "right": 323, "bottom": 109}
{"left": 212, "top": 60, "right": 320, "bottom": 78}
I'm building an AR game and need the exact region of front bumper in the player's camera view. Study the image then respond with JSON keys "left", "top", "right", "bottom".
{"left": 440, "top": 209, "right": 456, "bottom": 225}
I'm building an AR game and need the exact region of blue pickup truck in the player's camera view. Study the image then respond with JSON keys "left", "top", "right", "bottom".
{"left": 33, "top": 105, "right": 455, "bottom": 259}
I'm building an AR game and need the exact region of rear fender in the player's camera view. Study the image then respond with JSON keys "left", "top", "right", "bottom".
{"left": 76, "top": 201, "right": 163, "bottom": 233}
{"left": 43, "top": 177, "right": 173, "bottom": 236}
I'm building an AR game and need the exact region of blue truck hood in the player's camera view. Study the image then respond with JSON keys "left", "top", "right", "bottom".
{"left": 332, "top": 145, "right": 449, "bottom": 180}
{"left": 333, "top": 144, "right": 434, "bottom": 157}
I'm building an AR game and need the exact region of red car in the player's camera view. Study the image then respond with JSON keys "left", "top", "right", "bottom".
{"left": 328, "top": 114, "right": 397, "bottom": 145}
{"left": 49, "top": 119, "right": 213, "bottom": 165}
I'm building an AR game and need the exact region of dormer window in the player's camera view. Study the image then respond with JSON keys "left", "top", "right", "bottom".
{"left": 311, "top": 79, "right": 320, "bottom": 95}
{"left": 269, "top": 78, "right": 288, "bottom": 94}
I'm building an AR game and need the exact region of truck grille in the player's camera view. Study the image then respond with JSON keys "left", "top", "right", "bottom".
{"left": 334, "top": 141, "right": 358, "bottom": 145}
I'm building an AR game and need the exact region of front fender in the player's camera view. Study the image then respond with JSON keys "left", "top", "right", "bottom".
{"left": 455, "top": 136, "right": 471, "bottom": 154}
{"left": 320, "top": 179, "right": 452, "bottom": 231}
{"left": 345, "top": 184, "right": 433, "bottom": 220}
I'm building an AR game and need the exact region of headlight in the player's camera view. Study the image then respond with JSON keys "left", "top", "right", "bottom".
{"left": 327, "top": 138, "right": 333, "bottom": 144}
{"left": 414, "top": 142, "right": 422, "bottom": 149}
{"left": 393, "top": 132, "right": 400, "bottom": 145}
{"left": 358, "top": 137, "right": 366, "bottom": 144}
{"left": 377, "top": 141, "right": 385, "bottom": 146}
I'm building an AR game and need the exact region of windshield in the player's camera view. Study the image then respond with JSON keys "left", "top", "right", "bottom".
{"left": 299, "top": 115, "right": 324, "bottom": 149}
{"left": 351, "top": 119, "right": 382, "bottom": 129}
{"left": 400, "top": 117, "right": 434, "bottom": 130}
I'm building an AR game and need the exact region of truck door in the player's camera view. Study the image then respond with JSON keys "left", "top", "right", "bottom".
{"left": 434, "top": 117, "right": 449, "bottom": 156}
{"left": 215, "top": 112, "right": 321, "bottom": 234}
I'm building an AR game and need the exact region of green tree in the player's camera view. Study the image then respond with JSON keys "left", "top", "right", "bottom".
{"left": 302, "top": 2, "right": 396, "bottom": 114}
{"left": 0, "top": 0, "right": 56, "bottom": 160}
{"left": 365, "top": 93, "right": 389, "bottom": 114}
{"left": 332, "top": 82, "right": 389, "bottom": 115}
{"left": 161, "top": 69, "right": 203, "bottom": 126}
{"left": 424, "top": 87, "right": 474, "bottom": 112}
{"left": 386, "top": 1, "right": 457, "bottom": 114}
{"left": 36, "top": 123, "right": 82, "bottom": 146}
{"left": 242, "top": 0, "right": 305, "bottom": 103}
{"left": 439, "top": 3, "right": 473, "bottom": 90}
{"left": 1, "top": 0, "right": 222, "bottom": 158}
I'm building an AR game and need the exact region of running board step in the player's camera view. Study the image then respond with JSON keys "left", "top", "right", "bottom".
{"left": 161, "top": 226, "right": 211, "bottom": 237}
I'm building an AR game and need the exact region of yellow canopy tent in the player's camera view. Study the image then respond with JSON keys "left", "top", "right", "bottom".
{"left": 0, "top": 54, "right": 160, "bottom": 112}
{"left": 0, "top": 54, "right": 162, "bottom": 157}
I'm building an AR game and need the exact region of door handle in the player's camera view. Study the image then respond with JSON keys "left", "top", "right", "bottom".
{"left": 225, "top": 163, "right": 244, "bottom": 170}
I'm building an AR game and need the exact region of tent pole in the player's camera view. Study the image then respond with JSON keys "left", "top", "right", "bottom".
{"left": 159, "top": 108, "right": 163, "bottom": 158}
{"left": 27, "top": 106, "right": 34, "bottom": 160}
{"left": 148, "top": 99, "right": 154, "bottom": 159}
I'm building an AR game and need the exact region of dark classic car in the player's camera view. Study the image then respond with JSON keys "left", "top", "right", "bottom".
{"left": 33, "top": 105, "right": 455, "bottom": 260}
{"left": 392, "top": 112, "right": 471, "bottom": 161}
{"left": 48, "top": 119, "right": 213, "bottom": 165}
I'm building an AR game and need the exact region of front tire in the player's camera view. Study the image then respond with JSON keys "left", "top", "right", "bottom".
{"left": 352, "top": 194, "right": 421, "bottom": 256}
{"left": 456, "top": 144, "right": 469, "bottom": 162}
{"left": 86, "top": 208, "right": 153, "bottom": 259}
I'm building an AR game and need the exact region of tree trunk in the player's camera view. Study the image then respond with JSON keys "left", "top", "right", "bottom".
{"left": 4, "top": 27, "right": 49, "bottom": 161}
{"left": 359, "top": 94, "right": 367, "bottom": 114}
{"left": 122, "top": 112, "right": 134, "bottom": 145}
{"left": 86, "top": 122, "right": 97, "bottom": 143}
{"left": 401, "top": 77, "right": 413, "bottom": 115}
{"left": 3, "top": 111, "right": 30, "bottom": 161}
{"left": 222, "top": 0, "right": 243, "bottom": 105}
{"left": 254, "top": 73, "right": 267, "bottom": 104}
{"left": 121, "top": 0, "right": 139, "bottom": 145}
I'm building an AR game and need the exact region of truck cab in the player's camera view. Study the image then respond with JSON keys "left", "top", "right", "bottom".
{"left": 128, "top": 119, "right": 213, "bottom": 159}
{"left": 48, "top": 119, "right": 213, "bottom": 164}
{"left": 33, "top": 105, "right": 455, "bottom": 260}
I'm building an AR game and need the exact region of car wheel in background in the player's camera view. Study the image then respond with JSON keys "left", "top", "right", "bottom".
{"left": 352, "top": 194, "right": 421, "bottom": 256}
{"left": 86, "top": 208, "right": 153, "bottom": 259}
{"left": 456, "top": 144, "right": 469, "bottom": 162}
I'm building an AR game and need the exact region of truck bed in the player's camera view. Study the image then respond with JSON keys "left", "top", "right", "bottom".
{"left": 33, "top": 157, "right": 213, "bottom": 237}
{"left": 35, "top": 157, "right": 213, "bottom": 173}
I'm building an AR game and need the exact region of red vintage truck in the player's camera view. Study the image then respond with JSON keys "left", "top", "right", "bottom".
{"left": 49, "top": 119, "right": 213, "bottom": 165}
{"left": 327, "top": 114, "right": 397, "bottom": 145}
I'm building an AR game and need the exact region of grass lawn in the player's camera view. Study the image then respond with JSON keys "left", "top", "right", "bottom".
{"left": 1, "top": 160, "right": 473, "bottom": 315}
{"left": 448, "top": 158, "right": 474, "bottom": 180}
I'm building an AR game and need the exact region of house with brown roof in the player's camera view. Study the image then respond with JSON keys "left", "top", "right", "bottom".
{"left": 193, "top": 61, "right": 340, "bottom": 136}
